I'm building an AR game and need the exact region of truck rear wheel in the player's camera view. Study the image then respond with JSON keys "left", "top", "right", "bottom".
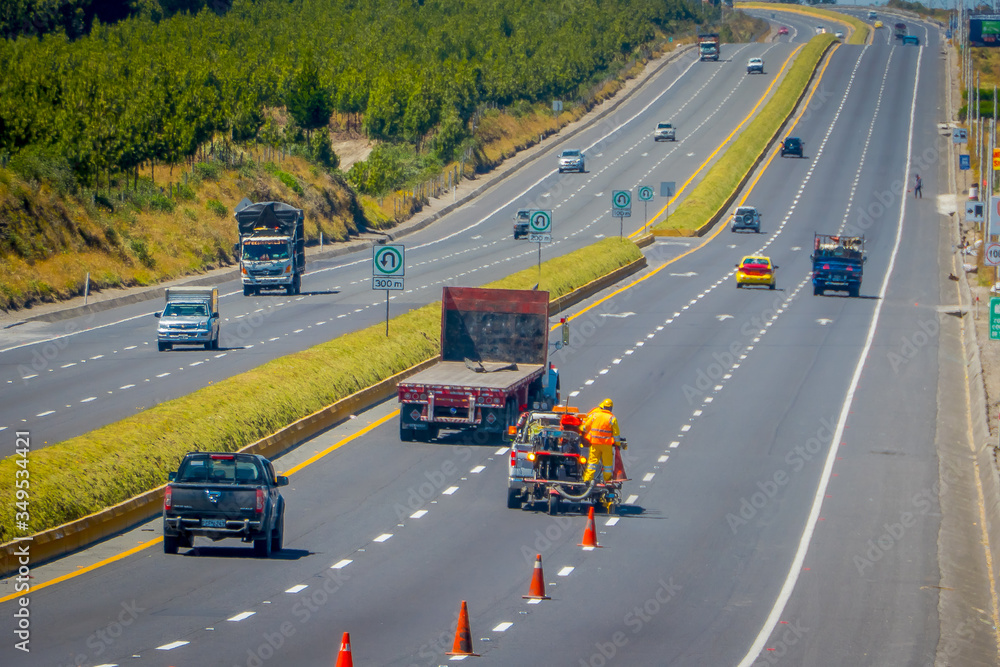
{"left": 507, "top": 488, "right": 523, "bottom": 509}
{"left": 814, "top": 284, "right": 824, "bottom": 296}
{"left": 163, "top": 534, "right": 179, "bottom": 554}
{"left": 400, "top": 424, "right": 415, "bottom": 442}
{"left": 849, "top": 285, "right": 860, "bottom": 298}
{"left": 158, "top": 342, "right": 171, "bottom": 352}
{"left": 270, "top": 509, "right": 284, "bottom": 553}
{"left": 548, "top": 493, "right": 560, "bottom": 516}
{"left": 253, "top": 533, "right": 272, "bottom": 558}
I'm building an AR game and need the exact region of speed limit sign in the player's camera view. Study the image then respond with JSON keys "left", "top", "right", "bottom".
{"left": 986, "top": 242, "right": 1000, "bottom": 266}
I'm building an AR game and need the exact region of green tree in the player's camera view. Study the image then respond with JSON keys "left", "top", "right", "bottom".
{"left": 286, "top": 54, "right": 333, "bottom": 138}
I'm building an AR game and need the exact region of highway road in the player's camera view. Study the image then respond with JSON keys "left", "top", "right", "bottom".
{"left": 0, "top": 37, "right": 802, "bottom": 447}
{"left": 4, "top": 14, "right": 992, "bottom": 667}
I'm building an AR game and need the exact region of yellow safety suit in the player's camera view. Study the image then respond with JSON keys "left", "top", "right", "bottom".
{"left": 581, "top": 407, "right": 620, "bottom": 482}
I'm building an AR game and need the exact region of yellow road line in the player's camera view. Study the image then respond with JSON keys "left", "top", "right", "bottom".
{"left": 735, "top": 44, "right": 840, "bottom": 208}
{"left": 631, "top": 44, "right": 803, "bottom": 238}
{"left": 559, "top": 44, "right": 838, "bottom": 329}
{"left": 0, "top": 537, "right": 162, "bottom": 605}
{"left": 6, "top": 43, "right": 843, "bottom": 601}
{"left": 283, "top": 411, "right": 399, "bottom": 476}
{"left": 0, "top": 412, "right": 401, "bottom": 602}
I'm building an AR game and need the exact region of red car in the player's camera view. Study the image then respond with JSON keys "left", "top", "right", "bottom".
{"left": 778, "top": 26, "right": 789, "bottom": 35}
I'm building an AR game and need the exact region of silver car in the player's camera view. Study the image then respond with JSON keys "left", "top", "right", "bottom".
{"left": 731, "top": 206, "right": 761, "bottom": 233}
{"left": 558, "top": 149, "right": 585, "bottom": 173}
{"left": 654, "top": 122, "right": 676, "bottom": 141}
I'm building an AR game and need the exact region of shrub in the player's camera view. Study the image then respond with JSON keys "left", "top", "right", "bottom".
{"left": 278, "top": 171, "right": 304, "bottom": 196}
{"left": 149, "top": 193, "right": 175, "bottom": 213}
{"left": 194, "top": 161, "right": 222, "bottom": 181}
{"left": 206, "top": 199, "right": 228, "bottom": 217}
{"left": 9, "top": 145, "right": 76, "bottom": 193}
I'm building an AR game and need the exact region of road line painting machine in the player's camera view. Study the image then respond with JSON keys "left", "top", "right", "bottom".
{"left": 506, "top": 406, "right": 629, "bottom": 515}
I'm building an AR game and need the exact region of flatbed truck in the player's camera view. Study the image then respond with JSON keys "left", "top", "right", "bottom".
{"left": 398, "top": 287, "right": 559, "bottom": 442}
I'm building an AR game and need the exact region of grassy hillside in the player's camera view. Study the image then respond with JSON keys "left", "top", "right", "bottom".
{"left": 0, "top": 5, "right": 766, "bottom": 313}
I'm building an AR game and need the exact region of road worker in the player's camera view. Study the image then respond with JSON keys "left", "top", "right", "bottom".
{"left": 581, "top": 398, "right": 621, "bottom": 482}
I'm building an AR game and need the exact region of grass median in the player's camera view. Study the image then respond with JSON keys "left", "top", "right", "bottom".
{"left": 736, "top": 2, "right": 869, "bottom": 45}
{"left": 654, "top": 34, "right": 836, "bottom": 235}
{"left": 0, "top": 237, "right": 642, "bottom": 542}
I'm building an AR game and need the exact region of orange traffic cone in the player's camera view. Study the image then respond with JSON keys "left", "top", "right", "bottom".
{"left": 579, "top": 506, "right": 602, "bottom": 548}
{"left": 612, "top": 447, "right": 630, "bottom": 482}
{"left": 522, "top": 553, "right": 551, "bottom": 600}
{"left": 334, "top": 632, "right": 354, "bottom": 667}
{"left": 446, "top": 600, "right": 480, "bottom": 657}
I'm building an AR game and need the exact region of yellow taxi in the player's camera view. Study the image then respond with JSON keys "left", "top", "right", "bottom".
{"left": 874, "top": 20, "right": 883, "bottom": 28}
{"left": 736, "top": 255, "right": 777, "bottom": 290}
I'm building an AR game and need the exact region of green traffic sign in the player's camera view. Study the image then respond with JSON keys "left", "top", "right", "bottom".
{"left": 612, "top": 190, "right": 631, "bottom": 209}
{"left": 529, "top": 210, "right": 552, "bottom": 233}
{"left": 992, "top": 297, "right": 1000, "bottom": 341}
{"left": 638, "top": 186, "right": 654, "bottom": 202}
{"left": 373, "top": 245, "right": 404, "bottom": 276}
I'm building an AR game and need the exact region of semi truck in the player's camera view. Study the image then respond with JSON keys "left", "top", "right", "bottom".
{"left": 811, "top": 233, "right": 865, "bottom": 297}
{"left": 155, "top": 286, "right": 220, "bottom": 351}
{"left": 894, "top": 22, "right": 907, "bottom": 39}
{"left": 698, "top": 33, "right": 720, "bottom": 61}
{"left": 397, "top": 287, "right": 560, "bottom": 442}
{"left": 235, "top": 200, "right": 306, "bottom": 296}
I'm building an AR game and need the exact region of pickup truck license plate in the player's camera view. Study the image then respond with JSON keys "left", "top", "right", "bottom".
{"left": 202, "top": 519, "right": 226, "bottom": 528}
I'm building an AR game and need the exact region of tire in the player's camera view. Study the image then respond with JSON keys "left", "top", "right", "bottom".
{"left": 212, "top": 336, "right": 220, "bottom": 350}
{"left": 293, "top": 275, "right": 301, "bottom": 295}
{"left": 736, "top": 282, "right": 742, "bottom": 289}
{"left": 507, "top": 487, "right": 523, "bottom": 509}
{"left": 548, "top": 493, "right": 560, "bottom": 516}
{"left": 427, "top": 425, "right": 440, "bottom": 441}
{"left": 400, "top": 423, "right": 415, "bottom": 442}
{"left": 253, "top": 532, "right": 272, "bottom": 558}
{"left": 158, "top": 342, "right": 168, "bottom": 352}
{"left": 243, "top": 285, "right": 252, "bottom": 297}
{"left": 204, "top": 340, "right": 213, "bottom": 350}
{"left": 813, "top": 284, "right": 824, "bottom": 296}
{"left": 769, "top": 283, "right": 776, "bottom": 290}
{"left": 849, "top": 285, "right": 860, "bottom": 298}
{"left": 270, "top": 508, "right": 284, "bottom": 553}
{"left": 163, "top": 534, "right": 179, "bottom": 555}
{"left": 285, "top": 283, "right": 294, "bottom": 295}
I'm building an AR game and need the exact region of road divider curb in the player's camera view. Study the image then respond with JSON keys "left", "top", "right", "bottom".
{"left": 683, "top": 38, "right": 836, "bottom": 239}
{"left": 0, "top": 253, "right": 648, "bottom": 577}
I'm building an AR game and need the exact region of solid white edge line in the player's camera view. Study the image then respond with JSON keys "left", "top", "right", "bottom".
{"left": 736, "top": 42, "right": 920, "bottom": 667}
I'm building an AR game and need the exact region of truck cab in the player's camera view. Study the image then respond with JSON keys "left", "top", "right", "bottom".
{"left": 155, "top": 286, "right": 220, "bottom": 351}
{"left": 235, "top": 200, "right": 306, "bottom": 296}
{"left": 698, "top": 33, "right": 720, "bottom": 61}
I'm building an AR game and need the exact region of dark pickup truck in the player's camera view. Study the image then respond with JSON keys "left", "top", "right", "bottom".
{"left": 163, "top": 452, "right": 288, "bottom": 557}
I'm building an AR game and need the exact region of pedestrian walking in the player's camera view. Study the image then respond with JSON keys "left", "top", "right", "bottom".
{"left": 914, "top": 173, "right": 922, "bottom": 198}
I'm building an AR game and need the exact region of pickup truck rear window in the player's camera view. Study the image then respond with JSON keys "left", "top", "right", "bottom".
{"left": 176, "top": 457, "right": 265, "bottom": 484}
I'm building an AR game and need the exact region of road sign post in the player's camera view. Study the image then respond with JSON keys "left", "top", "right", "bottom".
{"left": 660, "top": 181, "right": 676, "bottom": 232}
{"left": 612, "top": 190, "right": 631, "bottom": 237}
{"left": 638, "top": 185, "right": 654, "bottom": 234}
{"left": 528, "top": 210, "right": 552, "bottom": 280}
{"left": 373, "top": 244, "right": 405, "bottom": 336}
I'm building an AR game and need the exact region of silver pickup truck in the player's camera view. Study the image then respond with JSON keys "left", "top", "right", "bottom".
{"left": 163, "top": 452, "right": 288, "bottom": 557}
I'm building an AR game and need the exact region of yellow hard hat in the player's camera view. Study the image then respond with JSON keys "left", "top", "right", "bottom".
{"left": 599, "top": 398, "right": 613, "bottom": 410}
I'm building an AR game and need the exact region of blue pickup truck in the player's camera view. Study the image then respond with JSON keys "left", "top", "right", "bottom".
{"left": 811, "top": 234, "right": 865, "bottom": 297}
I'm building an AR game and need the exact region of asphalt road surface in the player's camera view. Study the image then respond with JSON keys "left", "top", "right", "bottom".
{"left": 2, "top": 38, "right": 799, "bottom": 446}
{"left": 3, "top": 16, "right": 990, "bottom": 667}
